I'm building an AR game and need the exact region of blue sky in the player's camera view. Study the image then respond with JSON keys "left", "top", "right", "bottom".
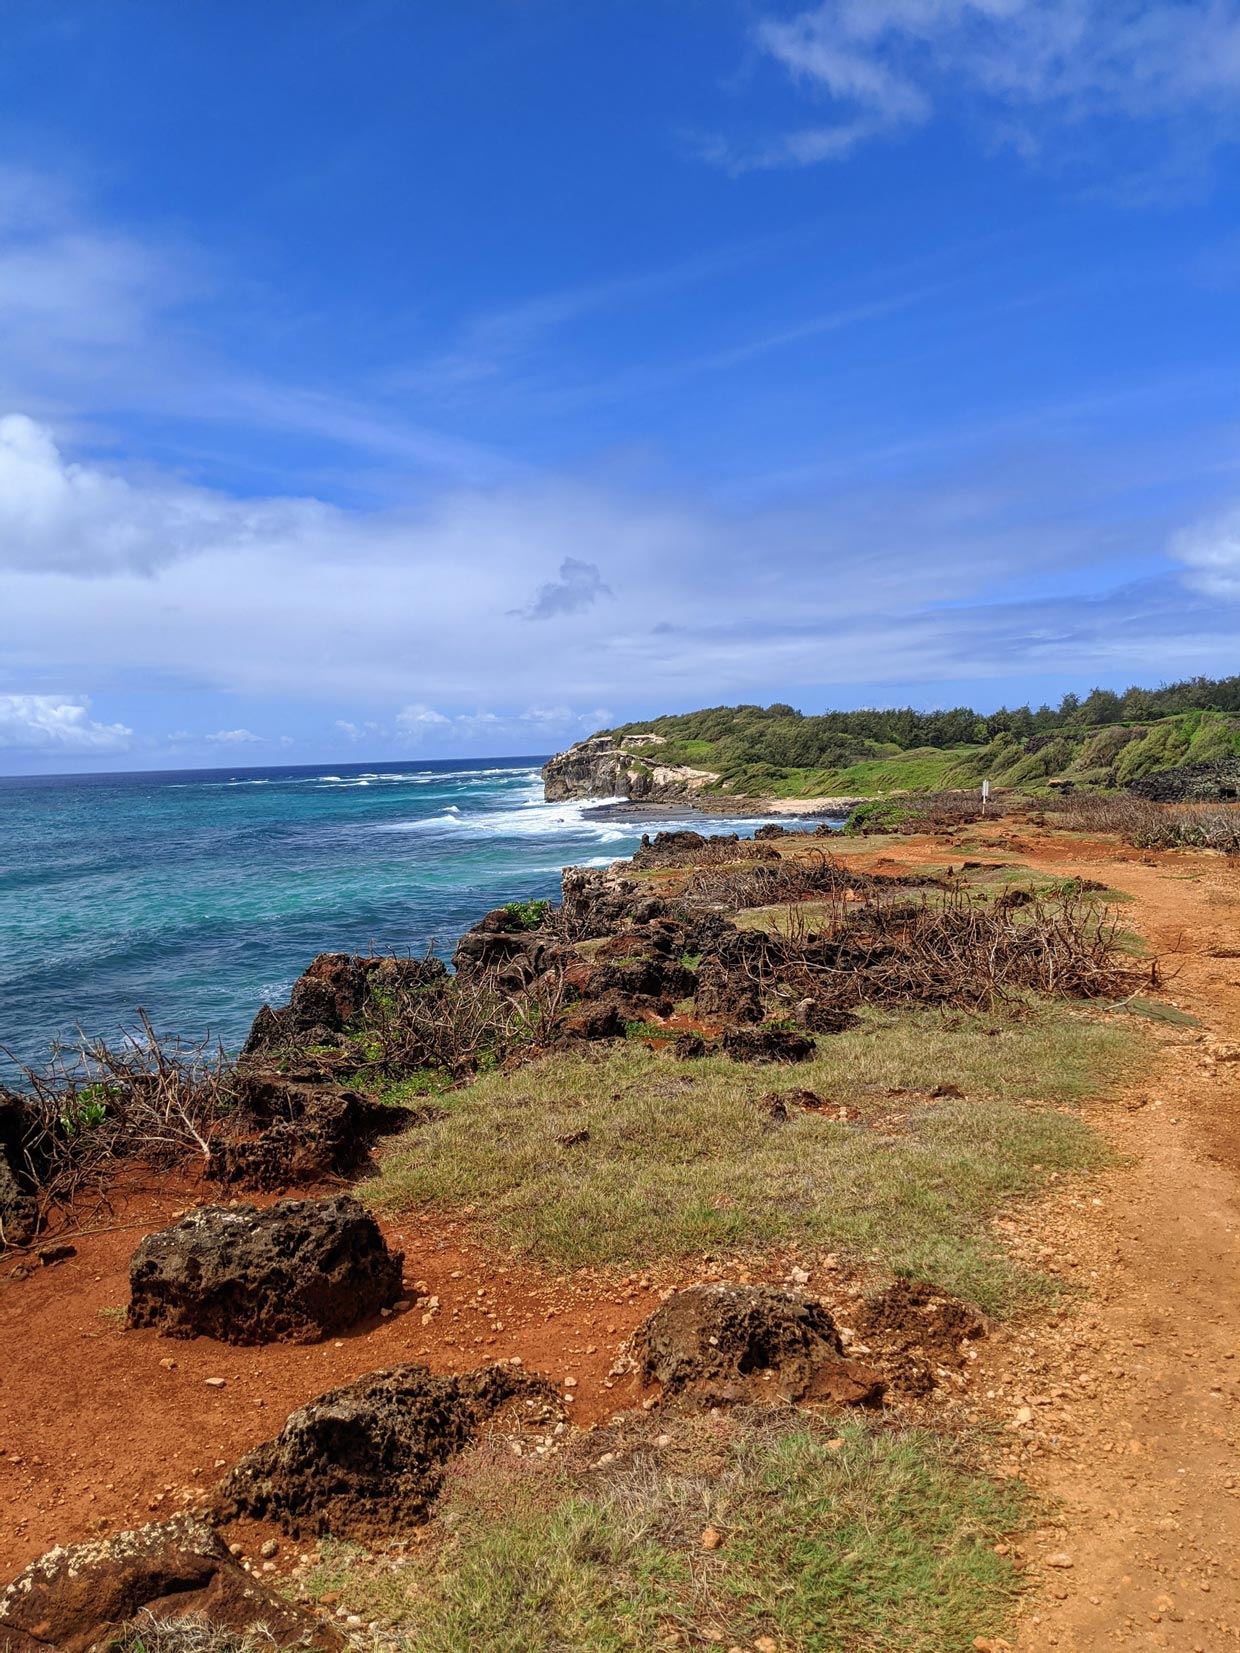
{"left": 1, "top": 0, "right": 1239, "bottom": 773}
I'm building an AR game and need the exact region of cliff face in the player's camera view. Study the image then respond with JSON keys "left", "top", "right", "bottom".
{"left": 543, "top": 734, "right": 719, "bottom": 803}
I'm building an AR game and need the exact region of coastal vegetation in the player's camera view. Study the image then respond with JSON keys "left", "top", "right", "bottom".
{"left": 368, "top": 1007, "right": 1130, "bottom": 1310}
{"left": 591, "top": 673, "right": 1240, "bottom": 799}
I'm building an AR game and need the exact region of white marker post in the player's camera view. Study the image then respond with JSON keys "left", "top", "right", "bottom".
{"left": 981, "top": 778, "right": 990, "bottom": 817}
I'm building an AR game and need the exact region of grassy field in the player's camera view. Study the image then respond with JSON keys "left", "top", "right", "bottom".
{"left": 302, "top": 1410, "right": 1029, "bottom": 1653}
{"left": 366, "top": 1005, "right": 1141, "bottom": 1311}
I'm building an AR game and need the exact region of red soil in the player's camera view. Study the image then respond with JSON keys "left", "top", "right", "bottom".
{"left": 0, "top": 1178, "right": 663, "bottom": 1575}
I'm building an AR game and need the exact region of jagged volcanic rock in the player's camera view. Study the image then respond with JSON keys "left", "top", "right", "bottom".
{"left": 127, "top": 1195, "right": 403, "bottom": 1344}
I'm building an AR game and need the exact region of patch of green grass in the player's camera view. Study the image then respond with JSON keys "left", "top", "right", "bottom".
{"left": 623, "top": 1020, "right": 676, "bottom": 1042}
{"left": 502, "top": 898, "right": 552, "bottom": 931}
{"left": 366, "top": 1005, "right": 1142, "bottom": 1311}
{"left": 300, "top": 1412, "right": 1029, "bottom": 1653}
{"left": 379, "top": 1066, "right": 454, "bottom": 1103}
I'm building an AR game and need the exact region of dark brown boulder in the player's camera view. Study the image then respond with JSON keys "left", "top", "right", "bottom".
{"left": 0, "top": 1513, "right": 341, "bottom": 1652}
{"left": 452, "top": 914, "right": 559, "bottom": 989}
{"left": 693, "top": 956, "right": 762, "bottom": 1024}
{"left": 673, "top": 1033, "right": 709, "bottom": 1060}
{"left": 127, "top": 1195, "right": 403, "bottom": 1344}
{"left": 632, "top": 1283, "right": 884, "bottom": 1408}
{"left": 721, "top": 1027, "right": 814, "bottom": 1063}
{"left": 241, "top": 952, "right": 448, "bottom": 1058}
{"left": 557, "top": 998, "right": 629, "bottom": 1041}
{"left": 216, "top": 1362, "right": 562, "bottom": 1540}
{"left": 791, "top": 998, "right": 861, "bottom": 1035}
{"left": 207, "top": 1072, "right": 411, "bottom": 1190}
{"left": 631, "top": 829, "right": 708, "bottom": 868}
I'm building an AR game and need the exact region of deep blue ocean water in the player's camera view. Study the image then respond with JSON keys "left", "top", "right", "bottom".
{"left": 0, "top": 757, "right": 827, "bottom": 1073}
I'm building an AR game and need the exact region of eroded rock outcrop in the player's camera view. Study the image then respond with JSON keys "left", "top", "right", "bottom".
{"left": 852, "top": 1279, "right": 987, "bottom": 1395}
{"left": 127, "top": 1195, "right": 403, "bottom": 1344}
{"left": 207, "top": 1071, "right": 411, "bottom": 1190}
{"left": 0, "top": 1514, "right": 340, "bottom": 1652}
{"left": 241, "top": 952, "right": 448, "bottom": 1059}
{"left": 632, "top": 1283, "right": 884, "bottom": 1408}
{"left": 721, "top": 1027, "right": 815, "bottom": 1063}
{"left": 543, "top": 734, "right": 719, "bottom": 803}
{"left": 216, "top": 1362, "right": 562, "bottom": 1539}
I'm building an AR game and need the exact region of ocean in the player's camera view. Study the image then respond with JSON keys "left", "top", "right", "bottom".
{"left": 0, "top": 757, "right": 835, "bottom": 1074}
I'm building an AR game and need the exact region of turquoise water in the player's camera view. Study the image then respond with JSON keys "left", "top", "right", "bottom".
{"left": 0, "top": 757, "right": 817, "bottom": 1073}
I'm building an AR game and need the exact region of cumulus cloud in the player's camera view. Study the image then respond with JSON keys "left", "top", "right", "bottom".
{"left": 711, "top": 0, "right": 1240, "bottom": 173}
{"left": 0, "top": 694, "right": 132, "bottom": 753}
{"left": 396, "top": 704, "right": 452, "bottom": 728}
{"left": 519, "top": 557, "right": 613, "bottom": 620}
{"left": 205, "top": 728, "right": 261, "bottom": 744}
{"left": 0, "top": 413, "right": 336, "bottom": 576}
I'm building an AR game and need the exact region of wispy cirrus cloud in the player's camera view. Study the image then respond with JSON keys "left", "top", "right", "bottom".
{"left": 705, "top": 0, "right": 1240, "bottom": 178}
{"left": 0, "top": 163, "right": 515, "bottom": 488}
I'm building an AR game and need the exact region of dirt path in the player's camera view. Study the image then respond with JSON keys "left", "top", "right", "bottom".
{"left": 880, "top": 828, "right": 1240, "bottom": 1651}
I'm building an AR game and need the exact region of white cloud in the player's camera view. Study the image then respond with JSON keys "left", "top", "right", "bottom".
{"left": 714, "top": 0, "right": 1240, "bottom": 173}
{"left": 1173, "top": 503, "right": 1240, "bottom": 597}
{"left": 205, "top": 727, "right": 262, "bottom": 744}
{"left": 0, "top": 694, "right": 132, "bottom": 753}
{"left": 0, "top": 412, "right": 338, "bottom": 576}
{"left": 396, "top": 704, "right": 452, "bottom": 728}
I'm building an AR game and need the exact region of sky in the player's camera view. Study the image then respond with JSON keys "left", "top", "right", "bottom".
{"left": 1, "top": 0, "right": 1239, "bottom": 774}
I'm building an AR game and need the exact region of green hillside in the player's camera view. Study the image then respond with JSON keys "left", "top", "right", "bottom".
{"left": 600, "top": 678, "right": 1240, "bottom": 798}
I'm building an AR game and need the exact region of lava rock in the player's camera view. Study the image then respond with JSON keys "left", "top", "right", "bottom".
{"left": 216, "top": 1362, "right": 562, "bottom": 1539}
{"left": 721, "top": 1027, "right": 815, "bottom": 1064}
{"left": 791, "top": 998, "right": 861, "bottom": 1035}
{"left": 208, "top": 1073, "right": 411, "bottom": 1191}
{"left": 632, "top": 1283, "right": 884, "bottom": 1408}
{"left": 241, "top": 952, "right": 448, "bottom": 1058}
{"left": 0, "top": 1513, "right": 341, "bottom": 1652}
{"left": 557, "top": 998, "right": 630, "bottom": 1041}
{"left": 127, "top": 1195, "right": 403, "bottom": 1344}
{"left": 673, "top": 1033, "right": 709, "bottom": 1060}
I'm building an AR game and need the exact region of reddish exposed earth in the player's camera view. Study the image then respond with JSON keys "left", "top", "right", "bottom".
{"left": 1, "top": 819, "right": 1239, "bottom": 1651}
